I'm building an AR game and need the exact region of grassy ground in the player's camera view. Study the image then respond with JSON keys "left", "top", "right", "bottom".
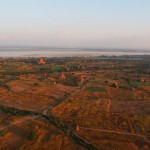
{"left": 0, "top": 57, "right": 150, "bottom": 150}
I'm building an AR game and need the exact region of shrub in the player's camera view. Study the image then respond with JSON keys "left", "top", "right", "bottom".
{"left": 0, "top": 131, "right": 5, "bottom": 137}
{"left": 27, "top": 130, "right": 38, "bottom": 141}
{"left": 110, "top": 83, "right": 117, "bottom": 88}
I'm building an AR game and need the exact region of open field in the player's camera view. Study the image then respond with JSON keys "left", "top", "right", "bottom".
{"left": 0, "top": 56, "right": 150, "bottom": 150}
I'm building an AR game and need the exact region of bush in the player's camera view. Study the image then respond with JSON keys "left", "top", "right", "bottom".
{"left": 110, "top": 83, "right": 117, "bottom": 88}
{"left": 27, "top": 130, "right": 38, "bottom": 141}
{"left": 62, "top": 75, "right": 79, "bottom": 87}
{"left": 33, "top": 82, "right": 40, "bottom": 86}
{"left": 119, "top": 82, "right": 131, "bottom": 90}
{"left": 0, "top": 131, "right": 5, "bottom": 137}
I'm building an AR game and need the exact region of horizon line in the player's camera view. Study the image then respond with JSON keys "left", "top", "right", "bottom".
{"left": 0, "top": 46, "right": 150, "bottom": 51}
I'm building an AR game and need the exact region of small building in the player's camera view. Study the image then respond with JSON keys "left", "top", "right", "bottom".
{"left": 141, "top": 78, "right": 147, "bottom": 82}
{"left": 19, "top": 75, "right": 27, "bottom": 80}
{"left": 76, "top": 125, "right": 80, "bottom": 132}
{"left": 59, "top": 72, "right": 66, "bottom": 80}
{"left": 79, "top": 75, "right": 84, "bottom": 83}
{"left": 114, "top": 81, "right": 119, "bottom": 88}
{"left": 38, "top": 58, "right": 46, "bottom": 65}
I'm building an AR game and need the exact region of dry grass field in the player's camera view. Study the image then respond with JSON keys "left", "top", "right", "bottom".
{"left": 0, "top": 56, "right": 150, "bottom": 150}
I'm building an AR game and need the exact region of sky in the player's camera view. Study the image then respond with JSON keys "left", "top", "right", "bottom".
{"left": 0, "top": 0, "right": 150, "bottom": 49}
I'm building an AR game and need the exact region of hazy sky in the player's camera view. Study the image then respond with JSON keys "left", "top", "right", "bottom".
{"left": 0, "top": 0, "right": 150, "bottom": 49}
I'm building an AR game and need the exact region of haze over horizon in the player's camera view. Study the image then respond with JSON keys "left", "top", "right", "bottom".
{"left": 0, "top": 0, "right": 150, "bottom": 50}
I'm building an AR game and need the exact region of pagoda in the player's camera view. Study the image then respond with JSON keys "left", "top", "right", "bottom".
{"left": 76, "top": 125, "right": 80, "bottom": 132}
{"left": 79, "top": 75, "right": 84, "bottom": 83}
{"left": 38, "top": 58, "right": 46, "bottom": 65}
{"left": 59, "top": 72, "right": 66, "bottom": 80}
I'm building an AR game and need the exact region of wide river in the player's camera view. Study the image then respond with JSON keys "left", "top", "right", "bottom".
{"left": 0, "top": 50, "right": 150, "bottom": 57}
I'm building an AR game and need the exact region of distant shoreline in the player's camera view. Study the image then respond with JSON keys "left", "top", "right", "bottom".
{"left": 0, "top": 50, "right": 150, "bottom": 58}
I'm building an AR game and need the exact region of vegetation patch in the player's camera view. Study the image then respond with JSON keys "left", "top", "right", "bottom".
{"left": 119, "top": 82, "right": 130, "bottom": 89}
{"left": 87, "top": 86, "right": 106, "bottom": 92}
{"left": 0, "top": 131, "right": 5, "bottom": 137}
{"left": 130, "top": 81, "right": 150, "bottom": 87}
{"left": 0, "top": 105, "right": 40, "bottom": 116}
{"left": 50, "top": 67, "right": 66, "bottom": 73}
{"left": 27, "top": 130, "right": 38, "bottom": 141}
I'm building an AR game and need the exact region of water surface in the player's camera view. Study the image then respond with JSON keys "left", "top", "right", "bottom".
{"left": 0, "top": 50, "right": 149, "bottom": 57}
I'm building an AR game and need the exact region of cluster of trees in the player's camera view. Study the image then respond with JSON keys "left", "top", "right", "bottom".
{"left": 27, "top": 130, "right": 38, "bottom": 141}
{"left": 87, "top": 86, "right": 106, "bottom": 92}
{"left": 62, "top": 75, "right": 79, "bottom": 87}
{"left": 0, "top": 105, "right": 40, "bottom": 116}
